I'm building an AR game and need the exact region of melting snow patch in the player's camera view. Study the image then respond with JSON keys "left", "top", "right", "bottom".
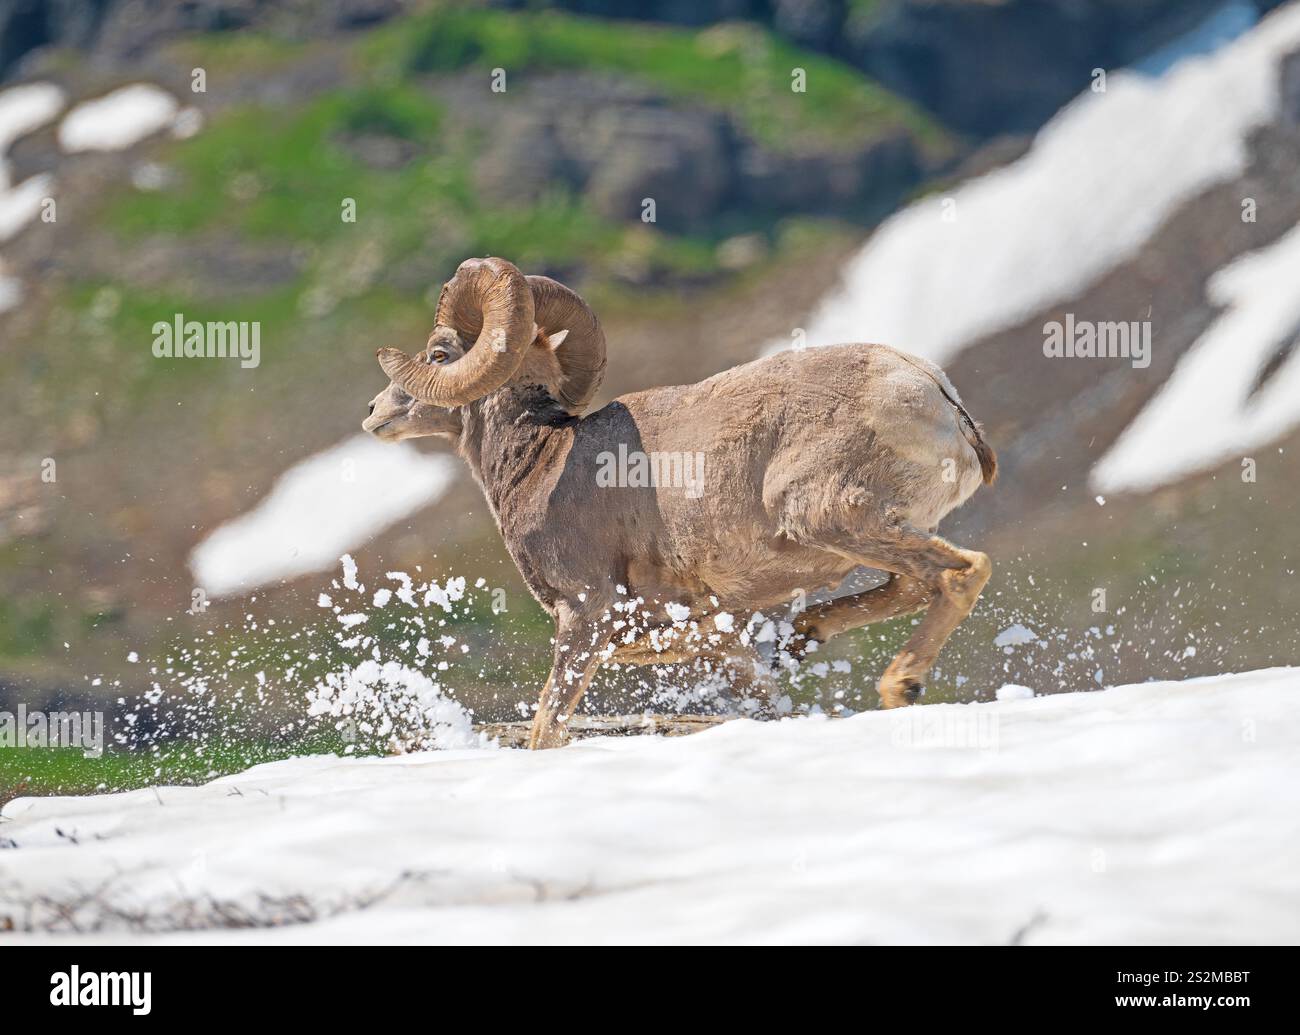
{"left": 189, "top": 435, "right": 456, "bottom": 598}
{"left": 773, "top": 4, "right": 1300, "bottom": 364}
{"left": 995, "top": 684, "right": 1036, "bottom": 701}
{"left": 0, "top": 82, "right": 66, "bottom": 155}
{"left": 58, "top": 84, "right": 180, "bottom": 153}
{"left": 0, "top": 172, "right": 54, "bottom": 244}
{"left": 1092, "top": 218, "right": 1300, "bottom": 492}
{"left": 0, "top": 83, "right": 66, "bottom": 239}
{"left": 0, "top": 82, "right": 67, "bottom": 310}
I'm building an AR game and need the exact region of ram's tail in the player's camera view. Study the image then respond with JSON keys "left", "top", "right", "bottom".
{"left": 938, "top": 384, "right": 997, "bottom": 486}
{"left": 890, "top": 348, "right": 998, "bottom": 486}
{"left": 965, "top": 419, "right": 998, "bottom": 485}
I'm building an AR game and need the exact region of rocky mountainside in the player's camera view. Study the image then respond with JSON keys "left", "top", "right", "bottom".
{"left": 0, "top": 3, "right": 950, "bottom": 720}
{"left": 2, "top": 1, "right": 1298, "bottom": 750}
{"left": 4, "top": 0, "right": 1281, "bottom": 133}
{"left": 508, "top": 0, "right": 1291, "bottom": 133}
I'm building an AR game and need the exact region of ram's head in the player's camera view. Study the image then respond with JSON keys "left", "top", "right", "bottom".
{"left": 364, "top": 257, "right": 605, "bottom": 440}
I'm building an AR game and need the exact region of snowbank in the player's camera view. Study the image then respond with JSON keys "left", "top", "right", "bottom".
{"left": 0, "top": 82, "right": 65, "bottom": 157}
{"left": 0, "top": 80, "right": 200, "bottom": 313}
{"left": 0, "top": 82, "right": 64, "bottom": 240}
{"left": 189, "top": 435, "right": 457, "bottom": 598}
{"left": 776, "top": 3, "right": 1300, "bottom": 365}
{"left": 3, "top": 668, "right": 1297, "bottom": 944}
{"left": 0, "top": 82, "right": 65, "bottom": 312}
{"left": 58, "top": 84, "right": 181, "bottom": 153}
{"left": 1092, "top": 218, "right": 1300, "bottom": 492}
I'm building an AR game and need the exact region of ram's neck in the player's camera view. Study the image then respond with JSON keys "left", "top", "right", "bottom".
{"left": 456, "top": 385, "right": 575, "bottom": 522}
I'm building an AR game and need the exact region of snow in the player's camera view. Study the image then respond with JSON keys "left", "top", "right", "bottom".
{"left": 0, "top": 82, "right": 65, "bottom": 312}
{"left": 189, "top": 435, "right": 457, "bottom": 598}
{"left": 0, "top": 82, "right": 65, "bottom": 156}
{"left": 341, "top": 552, "right": 361, "bottom": 591}
{"left": 3, "top": 667, "right": 1297, "bottom": 944}
{"left": 58, "top": 84, "right": 181, "bottom": 153}
{"left": 775, "top": 4, "right": 1300, "bottom": 365}
{"left": 1092, "top": 218, "right": 1300, "bottom": 492}
{"left": 1, "top": 80, "right": 200, "bottom": 313}
{"left": 994, "top": 623, "right": 1038, "bottom": 648}
{"left": 0, "top": 83, "right": 63, "bottom": 241}
{"left": 305, "top": 659, "right": 486, "bottom": 753}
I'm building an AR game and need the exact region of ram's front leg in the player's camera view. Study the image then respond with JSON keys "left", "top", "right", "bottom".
{"left": 527, "top": 618, "right": 609, "bottom": 750}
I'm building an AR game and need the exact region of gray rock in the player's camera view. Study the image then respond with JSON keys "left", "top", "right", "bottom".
{"left": 580, "top": 106, "right": 734, "bottom": 229}
{"left": 6, "top": 121, "right": 60, "bottom": 184}
{"left": 845, "top": 0, "right": 1230, "bottom": 136}
{"left": 488, "top": 0, "right": 756, "bottom": 28}
{"left": 1281, "top": 48, "right": 1300, "bottom": 128}
{"left": 336, "top": 131, "right": 422, "bottom": 171}
{"left": 474, "top": 114, "right": 578, "bottom": 205}
{"left": 439, "top": 67, "right": 928, "bottom": 229}
{"left": 0, "top": 0, "right": 401, "bottom": 81}
{"left": 738, "top": 130, "right": 916, "bottom": 216}
{"left": 771, "top": 0, "right": 844, "bottom": 50}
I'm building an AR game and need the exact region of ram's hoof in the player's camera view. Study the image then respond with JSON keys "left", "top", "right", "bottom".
{"left": 525, "top": 724, "right": 571, "bottom": 750}
{"left": 879, "top": 676, "right": 924, "bottom": 708}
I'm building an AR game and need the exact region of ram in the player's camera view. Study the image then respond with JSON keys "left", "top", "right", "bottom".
{"left": 365, "top": 257, "right": 996, "bottom": 748}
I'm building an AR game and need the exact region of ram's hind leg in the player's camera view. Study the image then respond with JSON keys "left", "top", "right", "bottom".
{"left": 788, "top": 574, "right": 931, "bottom": 658}
{"left": 608, "top": 635, "right": 777, "bottom": 706}
{"left": 802, "top": 526, "right": 990, "bottom": 708}
{"left": 870, "top": 532, "right": 990, "bottom": 708}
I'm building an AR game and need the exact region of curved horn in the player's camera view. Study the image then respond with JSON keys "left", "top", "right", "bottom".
{"left": 377, "top": 257, "right": 535, "bottom": 406}
{"left": 527, "top": 274, "right": 607, "bottom": 412}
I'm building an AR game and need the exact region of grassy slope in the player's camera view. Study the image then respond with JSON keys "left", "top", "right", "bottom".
{"left": 1, "top": 8, "right": 946, "bottom": 794}
{"left": 360, "top": 6, "right": 947, "bottom": 154}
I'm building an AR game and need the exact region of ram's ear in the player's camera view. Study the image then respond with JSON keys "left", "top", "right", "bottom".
{"left": 544, "top": 328, "right": 569, "bottom": 350}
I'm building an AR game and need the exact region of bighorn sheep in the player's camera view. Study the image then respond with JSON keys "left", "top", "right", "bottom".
{"left": 364, "top": 257, "right": 996, "bottom": 749}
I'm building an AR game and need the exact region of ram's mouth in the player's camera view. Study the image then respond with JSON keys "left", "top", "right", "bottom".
{"left": 361, "top": 414, "right": 395, "bottom": 436}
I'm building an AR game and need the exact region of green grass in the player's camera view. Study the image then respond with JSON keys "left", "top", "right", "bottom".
{"left": 0, "top": 599, "right": 59, "bottom": 659}
{"left": 0, "top": 733, "right": 356, "bottom": 800}
{"left": 0, "top": 577, "right": 132, "bottom": 668}
{"left": 163, "top": 31, "right": 306, "bottom": 78}
{"left": 105, "top": 79, "right": 719, "bottom": 284}
{"left": 107, "top": 85, "right": 449, "bottom": 244}
{"left": 363, "top": 7, "right": 948, "bottom": 154}
{"left": 0, "top": 583, "right": 558, "bottom": 799}
{"left": 846, "top": 0, "right": 884, "bottom": 22}
{"left": 101, "top": 7, "right": 942, "bottom": 304}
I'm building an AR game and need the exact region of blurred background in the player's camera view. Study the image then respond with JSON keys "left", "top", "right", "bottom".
{"left": 2, "top": 0, "right": 1298, "bottom": 788}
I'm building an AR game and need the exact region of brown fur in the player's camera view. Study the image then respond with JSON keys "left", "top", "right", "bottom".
{"left": 366, "top": 335, "right": 997, "bottom": 749}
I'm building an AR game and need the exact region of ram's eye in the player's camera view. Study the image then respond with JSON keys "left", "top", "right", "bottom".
{"left": 429, "top": 349, "right": 450, "bottom": 364}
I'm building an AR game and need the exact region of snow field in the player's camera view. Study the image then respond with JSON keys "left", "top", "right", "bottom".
{"left": 3, "top": 667, "right": 1297, "bottom": 944}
